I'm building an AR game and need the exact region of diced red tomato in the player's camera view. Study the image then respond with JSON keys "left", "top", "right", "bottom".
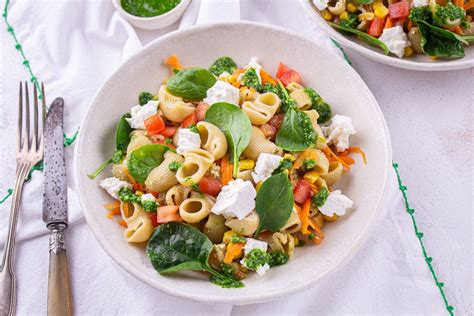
{"left": 368, "top": 17, "right": 385, "bottom": 37}
{"left": 181, "top": 112, "right": 197, "bottom": 128}
{"left": 195, "top": 102, "right": 209, "bottom": 121}
{"left": 276, "top": 62, "right": 291, "bottom": 78}
{"left": 156, "top": 206, "right": 181, "bottom": 223}
{"left": 160, "top": 126, "right": 177, "bottom": 137}
{"left": 144, "top": 114, "right": 165, "bottom": 135}
{"left": 389, "top": 1, "right": 409, "bottom": 20}
{"left": 276, "top": 62, "right": 302, "bottom": 86}
{"left": 149, "top": 213, "right": 158, "bottom": 227}
{"left": 293, "top": 180, "right": 312, "bottom": 204}
{"left": 198, "top": 176, "right": 222, "bottom": 196}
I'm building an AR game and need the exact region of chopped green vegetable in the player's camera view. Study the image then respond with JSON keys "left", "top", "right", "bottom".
{"left": 308, "top": 233, "right": 315, "bottom": 240}
{"left": 269, "top": 252, "right": 289, "bottom": 267}
{"left": 312, "top": 187, "right": 329, "bottom": 207}
{"left": 241, "top": 68, "right": 262, "bottom": 92}
{"left": 168, "top": 161, "right": 182, "bottom": 172}
{"left": 272, "top": 158, "right": 293, "bottom": 176}
{"left": 191, "top": 182, "right": 201, "bottom": 193}
{"left": 139, "top": 91, "right": 154, "bottom": 106}
{"left": 119, "top": 187, "right": 140, "bottom": 204}
{"left": 296, "top": 239, "right": 306, "bottom": 247}
{"left": 243, "top": 249, "right": 270, "bottom": 270}
{"left": 433, "top": 3, "right": 468, "bottom": 28}
{"left": 209, "top": 56, "right": 237, "bottom": 76}
{"left": 230, "top": 236, "right": 246, "bottom": 244}
{"left": 166, "top": 67, "right": 217, "bottom": 101}
{"left": 210, "top": 274, "right": 244, "bottom": 288}
{"left": 142, "top": 200, "right": 158, "bottom": 212}
{"left": 417, "top": 20, "right": 466, "bottom": 57}
{"left": 165, "top": 138, "right": 173, "bottom": 145}
{"left": 189, "top": 124, "right": 199, "bottom": 134}
{"left": 303, "top": 159, "right": 317, "bottom": 170}
{"left": 304, "top": 88, "right": 332, "bottom": 124}
{"left": 328, "top": 22, "right": 390, "bottom": 55}
{"left": 339, "top": 13, "right": 358, "bottom": 30}
{"left": 409, "top": 6, "right": 433, "bottom": 24}
{"left": 276, "top": 107, "right": 316, "bottom": 152}
{"left": 263, "top": 82, "right": 295, "bottom": 113}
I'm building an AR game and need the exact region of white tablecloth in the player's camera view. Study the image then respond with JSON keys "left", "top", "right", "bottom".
{"left": 0, "top": 0, "right": 469, "bottom": 314}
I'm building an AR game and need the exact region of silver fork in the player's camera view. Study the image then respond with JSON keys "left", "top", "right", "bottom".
{"left": 0, "top": 82, "right": 45, "bottom": 316}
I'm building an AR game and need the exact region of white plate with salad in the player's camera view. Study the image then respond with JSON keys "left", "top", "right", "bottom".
{"left": 300, "top": 0, "right": 474, "bottom": 71}
{"left": 74, "top": 21, "right": 392, "bottom": 304}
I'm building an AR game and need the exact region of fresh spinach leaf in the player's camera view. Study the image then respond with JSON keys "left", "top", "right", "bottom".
{"left": 276, "top": 107, "right": 316, "bottom": 152}
{"left": 88, "top": 113, "right": 133, "bottom": 179}
{"left": 417, "top": 21, "right": 466, "bottom": 58}
{"left": 205, "top": 102, "right": 252, "bottom": 177}
{"left": 138, "top": 92, "right": 154, "bottom": 106}
{"left": 254, "top": 173, "right": 294, "bottom": 236}
{"left": 166, "top": 67, "right": 217, "bottom": 101}
{"left": 328, "top": 22, "right": 390, "bottom": 55}
{"left": 209, "top": 56, "right": 237, "bottom": 76}
{"left": 127, "top": 144, "right": 169, "bottom": 184}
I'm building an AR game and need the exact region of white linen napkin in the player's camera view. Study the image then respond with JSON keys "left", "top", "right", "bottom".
{"left": 0, "top": 0, "right": 446, "bottom": 314}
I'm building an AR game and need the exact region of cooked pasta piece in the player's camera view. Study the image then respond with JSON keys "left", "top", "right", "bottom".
{"left": 242, "top": 92, "right": 281, "bottom": 125}
{"left": 196, "top": 121, "right": 228, "bottom": 161}
{"left": 112, "top": 161, "right": 129, "bottom": 181}
{"left": 158, "top": 85, "right": 195, "bottom": 122}
{"left": 243, "top": 126, "right": 283, "bottom": 160}
{"left": 165, "top": 185, "right": 192, "bottom": 206}
{"left": 280, "top": 211, "right": 302, "bottom": 234}
{"left": 286, "top": 82, "right": 304, "bottom": 92}
{"left": 120, "top": 202, "right": 153, "bottom": 243}
{"left": 290, "top": 89, "right": 312, "bottom": 110}
{"left": 127, "top": 130, "right": 152, "bottom": 156}
{"left": 225, "top": 211, "right": 259, "bottom": 236}
{"left": 321, "top": 161, "right": 343, "bottom": 187}
{"left": 179, "top": 196, "right": 214, "bottom": 223}
{"left": 145, "top": 151, "right": 184, "bottom": 192}
{"left": 304, "top": 110, "right": 327, "bottom": 149}
{"left": 262, "top": 232, "right": 296, "bottom": 257}
{"left": 239, "top": 86, "right": 259, "bottom": 104}
{"left": 203, "top": 213, "right": 227, "bottom": 243}
{"left": 176, "top": 149, "right": 215, "bottom": 186}
{"left": 312, "top": 149, "right": 330, "bottom": 176}
{"left": 237, "top": 169, "right": 253, "bottom": 182}
{"left": 315, "top": 177, "right": 328, "bottom": 190}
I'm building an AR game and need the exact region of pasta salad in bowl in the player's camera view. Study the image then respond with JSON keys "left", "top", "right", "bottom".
{"left": 88, "top": 55, "right": 365, "bottom": 288}
{"left": 74, "top": 21, "right": 391, "bottom": 304}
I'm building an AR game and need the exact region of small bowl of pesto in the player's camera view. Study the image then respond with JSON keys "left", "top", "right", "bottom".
{"left": 113, "top": 0, "right": 191, "bottom": 30}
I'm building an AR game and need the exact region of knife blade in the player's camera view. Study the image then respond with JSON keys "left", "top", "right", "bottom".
{"left": 42, "top": 98, "right": 68, "bottom": 228}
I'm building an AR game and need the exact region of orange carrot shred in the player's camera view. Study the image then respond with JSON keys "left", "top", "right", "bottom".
{"left": 260, "top": 68, "right": 276, "bottom": 85}
{"left": 224, "top": 242, "right": 244, "bottom": 264}
{"left": 308, "top": 218, "right": 325, "bottom": 244}
{"left": 163, "top": 54, "right": 183, "bottom": 71}
{"left": 124, "top": 169, "right": 144, "bottom": 191}
{"left": 348, "top": 146, "right": 367, "bottom": 164}
{"left": 117, "top": 219, "right": 127, "bottom": 228}
{"left": 299, "top": 198, "right": 311, "bottom": 235}
{"left": 104, "top": 201, "right": 121, "bottom": 210}
{"left": 323, "top": 147, "right": 350, "bottom": 170}
{"left": 384, "top": 17, "right": 393, "bottom": 29}
{"left": 220, "top": 155, "right": 233, "bottom": 185}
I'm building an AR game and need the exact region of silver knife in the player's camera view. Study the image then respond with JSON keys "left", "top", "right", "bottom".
{"left": 42, "top": 98, "right": 73, "bottom": 316}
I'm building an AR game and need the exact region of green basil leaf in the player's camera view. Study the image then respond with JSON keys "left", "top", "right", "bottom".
{"left": 115, "top": 113, "right": 133, "bottom": 152}
{"left": 276, "top": 108, "right": 316, "bottom": 152}
{"left": 127, "top": 144, "right": 169, "bottom": 184}
{"left": 254, "top": 173, "right": 294, "bottom": 236}
{"left": 205, "top": 102, "right": 252, "bottom": 177}
{"left": 417, "top": 21, "right": 466, "bottom": 58}
{"left": 146, "top": 222, "right": 214, "bottom": 273}
{"left": 328, "top": 22, "right": 390, "bottom": 55}
{"left": 166, "top": 67, "right": 217, "bottom": 101}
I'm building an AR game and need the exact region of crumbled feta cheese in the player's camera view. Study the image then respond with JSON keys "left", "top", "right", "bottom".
{"left": 140, "top": 193, "right": 156, "bottom": 203}
{"left": 255, "top": 263, "right": 270, "bottom": 276}
{"left": 313, "top": 0, "right": 329, "bottom": 10}
{"left": 209, "top": 163, "right": 221, "bottom": 179}
{"left": 251, "top": 153, "right": 283, "bottom": 183}
{"left": 243, "top": 238, "right": 268, "bottom": 255}
{"left": 211, "top": 179, "right": 256, "bottom": 220}
{"left": 238, "top": 57, "right": 263, "bottom": 84}
{"left": 412, "top": 0, "right": 428, "bottom": 7}
{"left": 176, "top": 128, "right": 201, "bottom": 154}
{"left": 204, "top": 80, "right": 240, "bottom": 106}
{"left": 323, "top": 115, "right": 356, "bottom": 152}
{"left": 99, "top": 177, "right": 131, "bottom": 199}
{"left": 319, "top": 190, "right": 353, "bottom": 217}
{"left": 125, "top": 100, "right": 159, "bottom": 129}
{"left": 379, "top": 26, "right": 411, "bottom": 58}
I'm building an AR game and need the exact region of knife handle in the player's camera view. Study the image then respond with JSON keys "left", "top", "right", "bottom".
{"left": 47, "top": 227, "right": 73, "bottom": 316}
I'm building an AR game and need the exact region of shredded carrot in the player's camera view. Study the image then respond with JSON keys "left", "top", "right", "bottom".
{"left": 156, "top": 206, "right": 181, "bottom": 223}
{"left": 220, "top": 155, "right": 233, "bottom": 185}
{"left": 124, "top": 169, "right": 145, "bottom": 191}
{"left": 348, "top": 146, "right": 367, "bottom": 164}
{"left": 117, "top": 219, "right": 127, "bottom": 228}
{"left": 260, "top": 68, "right": 276, "bottom": 85}
{"left": 106, "top": 208, "right": 121, "bottom": 219}
{"left": 451, "top": 26, "right": 463, "bottom": 35}
{"left": 163, "top": 54, "right": 183, "bottom": 71}
{"left": 384, "top": 17, "right": 393, "bottom": 29}
{"left": 224, "top": 242, "right": 244, "bottom": 264}
{"left": 308, "top": 218, "right": 325, "bottom": 245}
{"left": 104, "top": 201, "right": 121, "bottom": 210}
{"left": 309, "top": 183, "right": 319, "bottom": 193}
{"left": 339, "top": 155, "right": 355, "bottom": 165}
{"left": 299, "top": 198, "right": 311, "bottom": 235}
{"left": 322, "top": 147, "right": 350, "bottom": 170}
{"left": 465, "top": 0, "right": 474, "bottom": 10}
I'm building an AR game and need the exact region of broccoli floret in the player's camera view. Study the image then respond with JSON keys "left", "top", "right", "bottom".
{"left": 209, "top": 56, "right": 237, "bottom": 76}
{"left": 433, "top": 3, "right": 467, "bottom": 28}
{"left": 241, "top": 68, "right": 263, "bottom": 92}
{"left": 304, "top": 88, "right": 332, "bottom": 123}
{"left": 312, "top": 187, "right": 329, "bottom": 207}
{"left": 138, "top": 91, "right": 154, "bottom": 106}
{"left": 243, "top": 249, "right": 270, "bottom": 271}
{"left": 142, "top": 200, "right": 157, "bottom": 212}
{"left": 339, "top": 13, "right": 358, "bottom": 29}
{"left": 409, "top": 6, "right": 433, "bottom": 24}
{"left": 268, "top": 252, "right": 289, "bottom": 267}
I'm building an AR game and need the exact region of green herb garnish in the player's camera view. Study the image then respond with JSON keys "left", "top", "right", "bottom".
{"left": 209, "top": 56, "right": 237, "bottom": 76}
{"left": 312, "top": 187, "right": 329, "bottom": 207}
{"left": 168, "top": 161, "right": 183, "bottom": 172}
{"left": 139, "top": 91, "right": 154, "bottom": 106}
{"left": 269, "top": 252, "right": 289, "bottom": 267}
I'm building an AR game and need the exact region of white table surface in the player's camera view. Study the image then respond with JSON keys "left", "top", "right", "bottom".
{"left": 0, "top": 0, "right": 472, "bottom": 314}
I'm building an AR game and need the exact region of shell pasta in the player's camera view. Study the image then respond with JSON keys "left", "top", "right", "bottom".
{"left": 94, "top": 55, "right": 364, "bottom": 288}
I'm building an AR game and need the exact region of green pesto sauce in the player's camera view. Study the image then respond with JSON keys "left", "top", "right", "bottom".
{"left": 121, "top": 0, "right": 181, "bottom": 17}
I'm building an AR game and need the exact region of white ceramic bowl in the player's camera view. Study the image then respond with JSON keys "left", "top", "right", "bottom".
{"left": 300, "top": 0, "right": 474, "bottom": 71}
{"left": 74, "top": 21, "right": 392, "bottom": 304}
{"left": 112, "top": 0, "right": 191, "bottom": 30}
